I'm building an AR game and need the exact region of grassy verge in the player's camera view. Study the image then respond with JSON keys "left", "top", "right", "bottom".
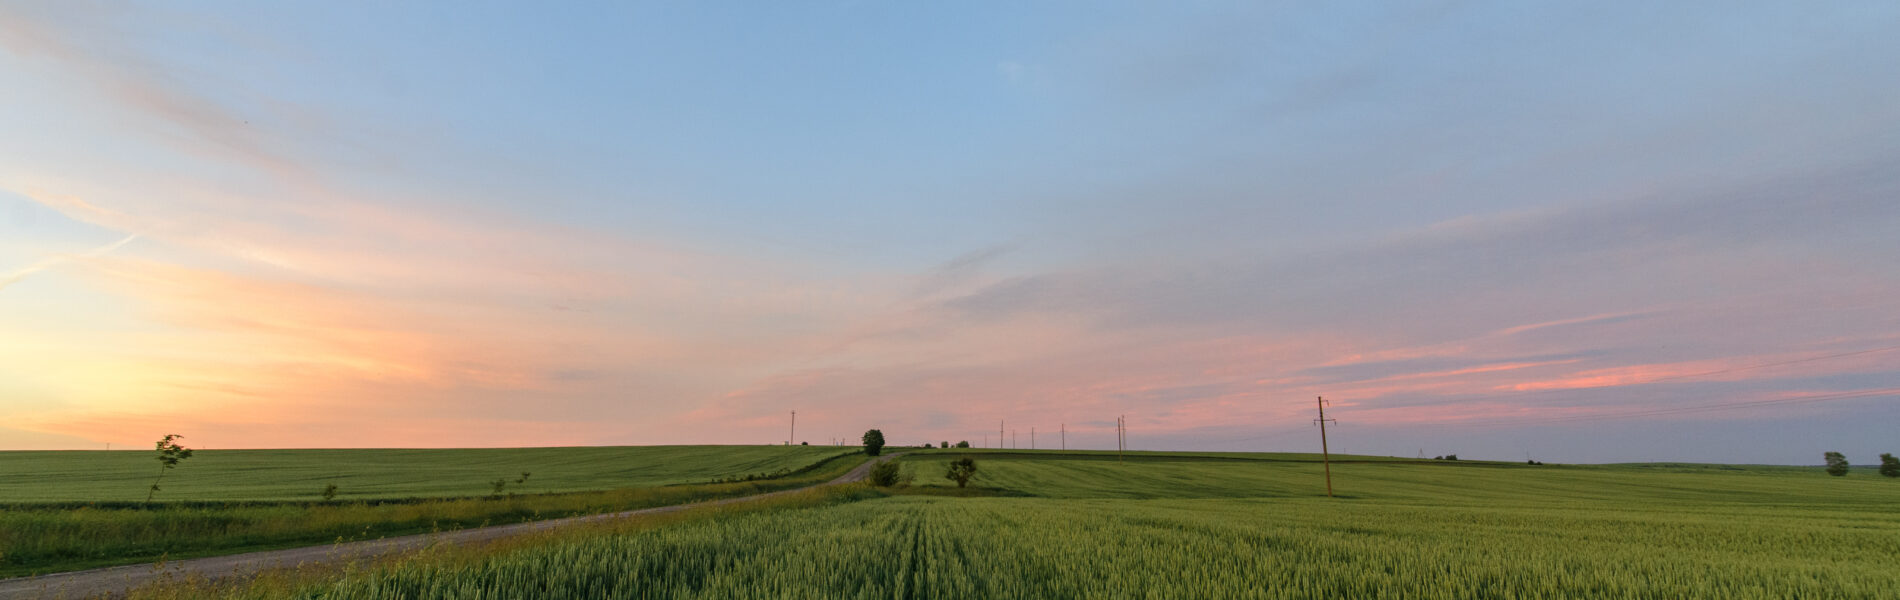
{"left": 0, "top": 452, "right": 866, "bottom": 577}
{"left": 121, "top": 483, "right": 894, "bottom": 600}
{"left": 0, "top": 445, "right": 852, "bottom": 503}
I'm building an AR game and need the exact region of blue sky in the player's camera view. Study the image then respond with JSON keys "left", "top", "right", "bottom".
{"left": 2, "top": 1, "right": 1897, "bottom": 463}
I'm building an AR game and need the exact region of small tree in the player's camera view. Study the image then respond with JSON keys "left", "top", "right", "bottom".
{"left": 862, "top": 429, "right": 886, "bottom": 457}
{"left": 1881, "top": 453, "right": 1899, "bottom": 478}
{"left": 868, "top": 460, "right": 902, "bottom": 486}
{"left": 945, "top": 456, "right": 978, "bottom": 488}
{"left": 321, "top": 483, "right": 338, "bottom": 501}
{"left": 1824, "top": 451, "right": 1849, "bottom": 476}
{"left": 145, "top": 434, "right": 194, "bottom": 502}
{"left": 956, "top": 440, "right": 970, "bottom": 448}
{"left": 940, "top": 441, "right": 949, "bottom": 449}
{"left": 491, "top": 478, "right": 509, "bottom": 496}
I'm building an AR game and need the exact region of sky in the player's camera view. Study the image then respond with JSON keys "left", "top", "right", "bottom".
{"left": 2, "top": 1, "right": 1897, "bottom": 463}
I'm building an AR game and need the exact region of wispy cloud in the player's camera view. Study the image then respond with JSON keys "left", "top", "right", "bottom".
{"left": 0, "top": 233, "right": 137, "bottom": 291}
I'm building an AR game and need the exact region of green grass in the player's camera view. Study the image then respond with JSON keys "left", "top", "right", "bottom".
{"left": 122, "top": 451, "right": 1900, "bottom": 599}
{"left": 895, "top": 452, "right": 1891, "bottom": 505}
{"left": 0, "top": 447, "right": 864, "bottom": 577}
{"left": 0, "top": 445, "right": 850, "bottom": 502}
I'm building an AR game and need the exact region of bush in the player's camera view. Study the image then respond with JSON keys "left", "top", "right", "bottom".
{"left": 868, "top": 461, "right": 903, "bottom": 487}
{"left": 862, "top": 429, "right": 885, "bottom": 457}
{"left": 945, "top": 457, "right": 978, "bottom": 488}
{"left": 1882, "top": 453, "right": 1899, "bottom": 478}
{"left": 940, "top": 441, "right": 949, "bottom": 449}
{"left": 955, "top": 440, "right": 970, "bottom": 448}
{"left": 1824, "top": 452, "right": 1849, "bottom": 476}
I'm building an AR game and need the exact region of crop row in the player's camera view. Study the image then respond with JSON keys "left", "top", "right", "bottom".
{"left": 172, "top": 492, "right": 1899, "bottom": 599}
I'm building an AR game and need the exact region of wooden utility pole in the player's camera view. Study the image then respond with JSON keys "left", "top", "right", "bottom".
{"left": 789, "top": 410, "right": 796, "bottom": 446}
{"left": 1314, "top": 396, "right": 1337, "bottom": 497}
{"left": 1117, "top": 415, "right": 1125, "bottom": 465}
{"left": 1031, "top": 427, "right": 1036, "bottom": 450}
{"left": 1000, "top": 420, "right": 1005, "bottom": 449}
{"left": 1061, "top": 423, "right": 1066, "bottom": 450}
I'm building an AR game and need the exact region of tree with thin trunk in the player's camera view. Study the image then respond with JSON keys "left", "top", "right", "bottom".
{"left": 1824, "top": 451, "right": 1849, "bottom": 477}
{"left": 861, "top": 429, "right": 885, "bottom": 457}
{"left": 146, "top": 434, "right": 194, "bottom": 501}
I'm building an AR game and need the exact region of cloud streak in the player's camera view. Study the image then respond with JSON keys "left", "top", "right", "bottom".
{"left": 0, "top": 233, "right": 137, "bottom": 291}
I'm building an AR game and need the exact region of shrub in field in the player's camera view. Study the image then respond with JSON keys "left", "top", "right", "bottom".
{"left": 145, "top": 434, "right": 193, "bottom": 502}
{"left": 321, "top": 483, "right": 338, "bottom": 501}
{"left": 1825, "top": 452, "right": 1849, "bottom": 476}
{"left": 862, "top": 429, "right": 886, "bottom": 457}
{"left": 945, "top": 457, "right": 978, "bottom": 488}
{"left": 956, "top": 441, "right": 970, "bottom": 448}
{"left": 1879, "top": 453, "right": 1898, "bottom": 478}
{"left": 940, "top": 441, "right": 949, "bottom": 449}
{"left": 868, "top": 461, "right": 902, "bottom": 487}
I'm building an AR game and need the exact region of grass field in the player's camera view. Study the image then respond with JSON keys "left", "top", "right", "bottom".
{"left": 114, "top": 450, "right": 1900, "bottom": 599}
{"left": 0, "top": 446, "right": 861, "bottom": 577}
{"left": 0, "top": 445, "right": 850, "bottom": 502}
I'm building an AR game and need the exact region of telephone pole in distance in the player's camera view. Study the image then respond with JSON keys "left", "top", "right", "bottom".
{"left": 1314, "top": 396, "right": 1337, "bottom": 497}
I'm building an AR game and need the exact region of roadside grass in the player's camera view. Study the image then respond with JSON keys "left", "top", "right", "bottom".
{"left": 0, "top": 451, "right": 864, "bottom": 577}
{"left": 0, "top": 445, "right": 849, "bottom": 503}
{"left": 119, "top": 482, "right": 894, "bottom": 600}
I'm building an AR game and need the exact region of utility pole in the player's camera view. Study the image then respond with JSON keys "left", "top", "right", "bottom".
{"left": 1000, "top": 420, "right": 1005, "bottom": 449}
{"left": 1012, "top": 429, "right": 1017, "bottom": 449}
{"left": 1116, "top": 415, "right": 1125, "bottom": 465}
{"left": 1061, "top": 423, "right": 1066, "bottom": 450}
{"left": 789, "top": 410, "right": 796, "bottom": 446}
{"left": 1031, "top": 427, "right": 1036, "bottom": 450}
{"left": 1314, "top": 396, "right": 1337, "bottom": 498}
{"left": 984, "top": 433, "right": 989, "bottom": 448}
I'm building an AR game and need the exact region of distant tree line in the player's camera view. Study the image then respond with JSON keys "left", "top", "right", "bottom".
{"left": 1822, "top": 452, "right": 1899, "bottom": 478}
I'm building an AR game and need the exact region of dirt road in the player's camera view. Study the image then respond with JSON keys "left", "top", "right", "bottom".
{"left": 0, "top": 452, "right": 902, "bottom": 600}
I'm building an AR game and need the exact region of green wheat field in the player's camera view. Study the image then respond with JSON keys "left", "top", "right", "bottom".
{"left": 4, "top": 447, "right": 1897, "bottom": 598}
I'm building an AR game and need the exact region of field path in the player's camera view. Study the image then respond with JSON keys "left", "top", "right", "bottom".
{"left": 0, "top": 453, "right": 903, "bottom": 600}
